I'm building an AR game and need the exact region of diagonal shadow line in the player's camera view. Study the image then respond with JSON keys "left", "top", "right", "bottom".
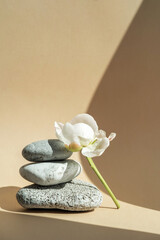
{"left": 81, "top": 0, "right": 160, "bottom": 211}
{"left": 0, "top": 185, "right": 159, "bottom": 239}
{"left": 0, "top": 210, "right": 159, "bottom": 240}
{"left": 0, "top": 2, "right": 159, "bottom": 239}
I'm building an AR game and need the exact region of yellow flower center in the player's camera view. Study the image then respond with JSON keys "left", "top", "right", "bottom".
{"left": 65, "top": 143, "right": 82, "bottom": 152}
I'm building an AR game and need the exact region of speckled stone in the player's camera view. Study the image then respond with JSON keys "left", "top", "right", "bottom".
{"left": 22, "top": 139, "right": 72, "bottom": 162}
{"left": 20, "top": 160, "right": 81, "bottom": 186}
{"left": 16, "top": 179, "right": 103, "bottom": 211}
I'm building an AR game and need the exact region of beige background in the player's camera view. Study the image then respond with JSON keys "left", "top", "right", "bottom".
{"left": 0, "top": 0, "right": 160, "bottom": 239}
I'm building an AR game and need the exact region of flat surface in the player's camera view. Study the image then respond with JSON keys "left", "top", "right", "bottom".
{"left": 0, "top": 185, "right": 159, "bottom": 236}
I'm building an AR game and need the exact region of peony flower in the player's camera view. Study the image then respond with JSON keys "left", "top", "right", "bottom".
{"left": 54, "top": 113, "right": 116, "bottom": 158}
{"left": 54, "top": 113, "right": 120, "bottom": 209}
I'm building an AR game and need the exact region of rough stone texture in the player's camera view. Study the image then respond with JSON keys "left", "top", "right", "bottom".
{"left": 16, "top": 179, "right": 103, "bottom": 211}
{"left": 22, "top": 139, "right": 72, "bottom": 162}
{"left": 20, "top": 160, "right": 81, "bottom": 186}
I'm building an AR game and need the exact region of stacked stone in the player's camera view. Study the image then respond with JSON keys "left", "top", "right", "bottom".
{"left": 16, "top": 139, "right": 103, "bottom": 211}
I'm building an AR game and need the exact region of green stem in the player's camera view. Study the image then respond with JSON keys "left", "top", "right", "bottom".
{"left": 86, "top": 157, "right": 120, "bottom": 209}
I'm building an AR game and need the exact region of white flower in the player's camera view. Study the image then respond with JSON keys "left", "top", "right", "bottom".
{"left": 54, "top": 113, "right": 116, "bottom": 158}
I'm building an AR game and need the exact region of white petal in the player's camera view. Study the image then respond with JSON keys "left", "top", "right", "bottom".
{"left": 81, "top": 137, "right": 110, "bottom": 157}
{"left": 96, "top": 129, "right": 106, "bottom": 138}
{"left": 62, "top": 122, "right": 94, "bottom": 147}
{"left": 108, "top": 132, "right": 116, "bottom": 141}
{"left": 78, "top": 136, "right": 92, "bottom": 147}
{"left": 70, "top": 113, "right": 98, "bottom": 133}
{"left": 54, "top": 122, "right": 64, "bottom": 134}
{"left": 54, "top": 121, "right": 70, "bottom": 145}
{"left": 62, "top": 122, "right": 80, "bottom": 145}
{"left": 73, "top": 123, "right": 94, "bottom": 145}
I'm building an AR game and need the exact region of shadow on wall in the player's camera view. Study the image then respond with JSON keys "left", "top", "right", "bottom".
{"left": 81, "top": 0, "right": 160, "bottom": 211}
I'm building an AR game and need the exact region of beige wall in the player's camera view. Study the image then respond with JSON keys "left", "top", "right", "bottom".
{"left": 83, "top": 0, "right": 160, "bottom": 211}
{"left": 1, "top": 0, "right": 160, "bottom": 239}
{"left": 0, "top": 0, "right": 142, "bottom": 186}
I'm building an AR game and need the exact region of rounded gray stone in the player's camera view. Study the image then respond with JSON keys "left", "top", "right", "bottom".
{"left": 16, "top": 179, "right": 103, "bottom": 211}
{"left": 22, "top": 139, "right": 72, "bottom": 162}
{"left": 20, "top": 160, "right": 82, "bottom": 186}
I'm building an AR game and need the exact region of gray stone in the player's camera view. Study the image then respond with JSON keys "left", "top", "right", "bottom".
{"left": 22, "top": 139, "right": 72, "bottom": 162}
{"left": 20, "top": 160, "right": 81, "bottom": 186}
{"left": 16, "top": 179, "right": 103, "bottom": 211}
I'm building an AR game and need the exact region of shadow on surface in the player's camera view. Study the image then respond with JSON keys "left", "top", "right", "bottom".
{"left": 0, "top": 186, "right": 22, "bottom": 212}
{"left": 81, "top": 0, "right": 160, "bottom": 210}
{"left": 0, "top": 211, "right": 159, "bottom": 240}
